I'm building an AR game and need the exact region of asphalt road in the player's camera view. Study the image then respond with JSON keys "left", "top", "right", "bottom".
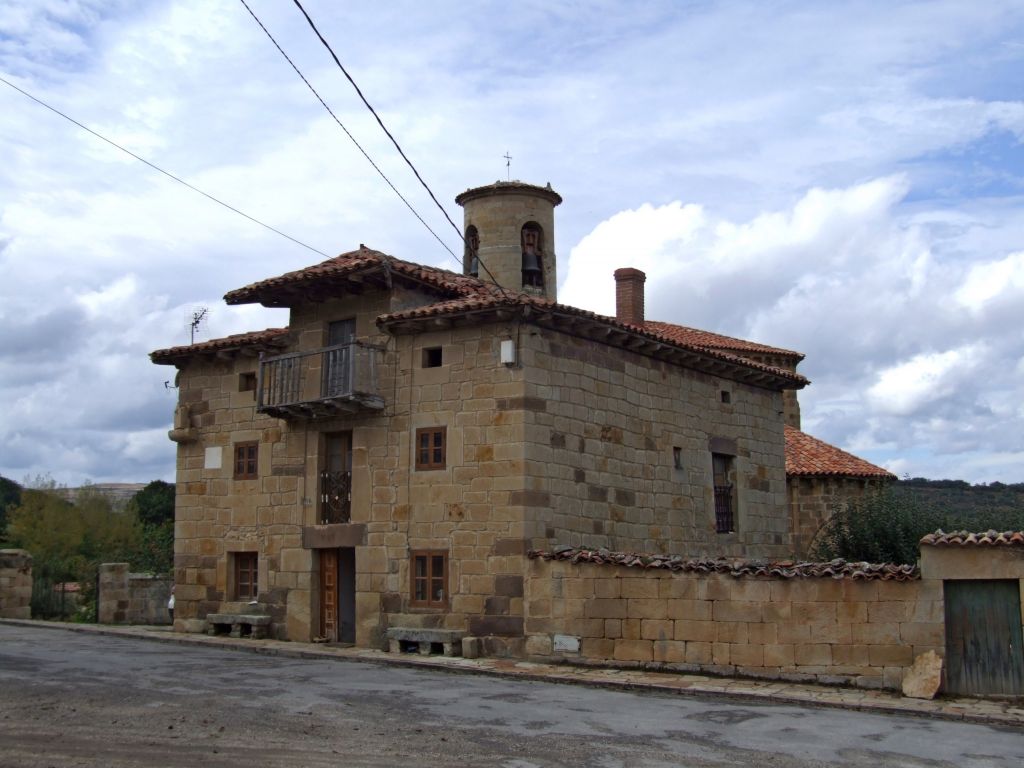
{"left": 0, "top": 624, "right": 1021, "bottom": 767}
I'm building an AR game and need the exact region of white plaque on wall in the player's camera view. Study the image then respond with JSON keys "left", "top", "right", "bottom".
{"left": 204, "top": 446, "right": 223, "bottom": 470}
{"left": 553, "top": 634, "right": 581, "bottom": 653}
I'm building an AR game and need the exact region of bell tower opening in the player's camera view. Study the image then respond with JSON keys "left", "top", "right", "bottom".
{"left": 465, "top": 225, "right": 480, "bottom": 277}
{"left": 521, "top": 222, "right": 544, "bottom": 289}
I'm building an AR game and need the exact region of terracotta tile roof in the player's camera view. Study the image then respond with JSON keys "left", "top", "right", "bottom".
{"left": 150, "top": 327, "right": 289, "bottom": 364}
{"left": 785, "top": 425, "right": 895, "bottom": 478}
{"left": 644, "top": 321, "right": 804, "bottom": 360}
{"left": 224, "top": 246, "right": 495, "bottom": 306}
{"left": 529, "top": 547, "right": 919, "bottom": 581}
{"left": 919, "top": 530, "right": 1024, "bottom": 547}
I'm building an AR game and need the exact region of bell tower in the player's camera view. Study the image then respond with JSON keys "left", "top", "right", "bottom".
{"left": 455, "top": 181, "right": 562, "bottom": 302}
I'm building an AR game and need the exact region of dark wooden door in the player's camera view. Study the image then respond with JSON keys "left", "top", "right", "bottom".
{"left": 944, "top": 579, "right": 1024, "bottom": 696}
{"left": 319, "top": 549, "right": 338, "bottom": 641}
{"left": 323, "top": 319, "right": 355, "bottom": 397}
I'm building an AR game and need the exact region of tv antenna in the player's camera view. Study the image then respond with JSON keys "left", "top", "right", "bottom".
{"left": 187, "top": 307, "right": 209, "bottom": 344}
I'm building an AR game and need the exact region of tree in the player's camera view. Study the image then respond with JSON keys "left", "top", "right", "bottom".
{"left": 0, "top": 475, "right": 22, "bottom": 542}
{"left": 6, "top": 486, "right": 142, "bottom": 619}
{"left": 127, "top": 480, "right": 175, "bottom": 528}
{"left": 810, "top": 485, "right": 1024, "bottom": 565}
{"left": 127, "top": 480, "right": 175, "bottom": 575}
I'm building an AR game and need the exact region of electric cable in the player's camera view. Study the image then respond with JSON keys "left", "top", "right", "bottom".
{"left": 0, "top": 74, "right": 331, "bottom": 259}
{"left": 238, "top": 0, "right": 460, "bottom": 266}
{"left": 287, "top": 0, "right": 511, "bottom": 297}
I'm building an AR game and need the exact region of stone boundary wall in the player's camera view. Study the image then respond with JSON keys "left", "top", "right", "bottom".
{"left": 98, "top": 563, "right": 172, "bottom": 625}
{"left": 524, "top": 557, "right": 940, "bottom": 690}
{"left": 0, "top": 549, "right": 33, "bottom": 619}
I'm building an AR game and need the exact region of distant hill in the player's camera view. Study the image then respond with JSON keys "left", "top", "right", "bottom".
{"left": 895, "top": 478, "right": 1024, "bottom": 530}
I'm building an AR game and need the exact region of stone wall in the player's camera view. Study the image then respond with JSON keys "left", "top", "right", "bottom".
{"left": 0, "top": 549, "right": 33, "bottom": 619}
{"left": 521, "top": 329, "right": 790, "bottom": 560}
{"left": 169, "top": 281, "right": 795, "bottom": 647}
{"left": 524, "top": 556, "right": 938, "bottom": 689}
{"left": 788, "top": 476, "right": 879, "bottom": 558}
{"left": 98, "top": 563, "right": 172, "bottom": 625}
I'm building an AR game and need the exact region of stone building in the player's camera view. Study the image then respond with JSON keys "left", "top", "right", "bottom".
{"left": 151, "top": 180, "right": 888, "bottom": 649}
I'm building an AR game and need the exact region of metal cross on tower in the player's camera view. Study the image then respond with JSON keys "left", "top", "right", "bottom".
{"left": 503, "top": 151, "right": 512, "bottom": 181}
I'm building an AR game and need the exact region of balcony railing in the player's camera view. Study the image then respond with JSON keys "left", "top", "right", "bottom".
{"left": 257, "top": 342, "right": 385, "bottom": 419}
{"left": 319, "top": 470, "right": 351, "bottom": 524}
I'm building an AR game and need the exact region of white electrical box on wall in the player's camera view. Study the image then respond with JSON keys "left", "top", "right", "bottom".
{"left": 500, "top": 339, "right": 516, "bottom": 366}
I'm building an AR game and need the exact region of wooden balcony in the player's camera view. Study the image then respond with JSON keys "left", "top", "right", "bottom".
{"left": 257, "top": 342, "right": 384, "bottom": 419}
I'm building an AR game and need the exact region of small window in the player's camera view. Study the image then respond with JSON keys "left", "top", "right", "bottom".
{"left": 415, "top": 427, "right": 446, "bottom": 470}
{"left": 712, "top": 453, "right": 736, "bottom": 533}
{"left": 239, "top": 372, "right": 257, "bottom": 392}
{"left": 422, "top": 347, "right": 443, "bottom": 368}
{"left": 234, "top": 442, "right": 258, "bottom": 480}
{"left": 410, "top": 551, "right": 447, "bottom": 608}
{"left": 233, "top": 552, "right": 258, "bottom": 600}
{"left": 673, "top": 446, "right": 683, "bottom": 470}
{"left": 720, "top": 390, "right": 731, "bottom": 404}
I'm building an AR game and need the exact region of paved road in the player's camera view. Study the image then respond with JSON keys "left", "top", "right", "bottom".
{"left": 0, "top": 625, "right": 1021, "bottom": 767}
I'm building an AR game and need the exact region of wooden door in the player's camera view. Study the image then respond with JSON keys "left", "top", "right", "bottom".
{"left": 944, "top": 579, "right": 1024, "bottom": 696}
{"left": 319, "top": 549, "right": 339, "bottom": 641}
{"left": 323, "top": 319, "right": 355, "bottom": 397}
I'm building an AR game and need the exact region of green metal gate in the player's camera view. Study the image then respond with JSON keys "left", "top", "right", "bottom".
{"left": 944, "top": 579, "right": 1024, "bottom": 696}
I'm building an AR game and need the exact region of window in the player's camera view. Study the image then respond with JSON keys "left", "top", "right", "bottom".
{"left": 712, "top": 453, "right": 736, "bottom": 533}
{"left": 239, "top": 372, "right": 257, "bottom": 392}
{"left": 422, "top": 346, "right": 443, "bottom": 368}
{"left": 720, "top": 390, "right": 731, "bottom": 404}
{"left": 234, "top": 442, "right": 258, "bottom": 480}
{"left": 415, "top": 427, "right": 446, "bottom": 470}
{"left": 673, "top": 446, "right": 683, "bottom": 470}
{"left": 410, "top": 551, "right": 447, "bottom": 608}
{"left": 234, "top": 552, "right": 258, "bottom": 600}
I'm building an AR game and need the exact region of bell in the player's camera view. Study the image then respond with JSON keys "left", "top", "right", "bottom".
{"left": 522, "top": 251, "right": 541, "bottom": 275}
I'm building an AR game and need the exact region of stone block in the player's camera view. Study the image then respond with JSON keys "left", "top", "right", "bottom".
{"left": 586, "top": 598, "right": 627, "bottom": 619}
{"left": 652, "top": 640, "right": 687, "bottom": 663}
{"left": 902, "top": 650, "right": 943, "bottom": 699}
{"left": 685, "top": 641, "right": 712, "bottom": 664}
{"left": 794, "top": 644, "right": 832, "bottom": 666}
{"left": 640, "top": 619, "right": 673, "bottom": 641}
{"left": 674, "top": 619, "right": 715, "bottom": 642}
{"left": 868, "top": 644, "right": 913, "bottom": 667}
{"left": 614, "top": 639, "right": 653, "bottom": 662}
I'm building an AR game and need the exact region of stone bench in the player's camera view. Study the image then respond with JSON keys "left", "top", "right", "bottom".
{"left": 206, "top": 613, "right": 271, "bottom": 639}
{"left": 385, "top": 627, "right": 464, "bottom": 657}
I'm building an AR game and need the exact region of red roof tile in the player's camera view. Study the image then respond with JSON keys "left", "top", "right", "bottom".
{"left": 224, "top": 246, "right": 495, "bottom": 305}
{"left": 528, "top": 547, "right": 919, "bottom": 581}
{"left": 645, "top": 321, "right": 804, "bottom": 359}
{"left": 785, "top": 425, "right": 895, "bottom": 478}
{"left": 919, "top": 530, "right": 1024, "bottom": 547}
{"left": 150, "top": 327, "right": 289, "bottom": 364}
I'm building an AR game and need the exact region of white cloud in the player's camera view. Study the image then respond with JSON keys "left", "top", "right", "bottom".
{"left": 867, "top": 346, "right": 985, "bottom": 416}
{"left": 2, "top": 0, "right": 1024, "bottom": 484}
{"left": 956, "top": 251, "right": 1024, "bottom": 310}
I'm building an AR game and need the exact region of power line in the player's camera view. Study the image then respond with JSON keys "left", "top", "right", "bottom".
{"left": 238, "top": 0, "right": 460, "bottom": 265}
{"left": 287, "top": 0, "right": 509, "bottom": 295}
{"left": 0, "top": 74, "right": 331, "bottom": 259}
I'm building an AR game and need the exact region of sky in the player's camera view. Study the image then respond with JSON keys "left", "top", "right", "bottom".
{"left": 1, "top": 0, "right": 1023, "bottom": 486}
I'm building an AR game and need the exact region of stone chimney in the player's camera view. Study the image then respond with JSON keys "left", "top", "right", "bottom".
{"left": 614, "top": 268, "right": 646, "bottom": 327}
